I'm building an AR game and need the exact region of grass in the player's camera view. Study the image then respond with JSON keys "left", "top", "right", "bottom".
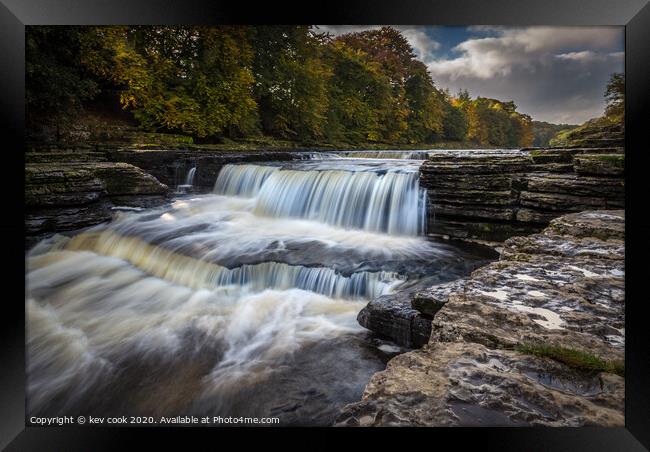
{"left": 516, "top": 343, "right": 624, "bottom": 377}
{"left": 592, "top": 154, "right": 624, "bottom": 164}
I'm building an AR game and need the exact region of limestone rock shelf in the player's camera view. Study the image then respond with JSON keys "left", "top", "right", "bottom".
{"left": 421, "top": 148, "right": 624, "bottom": 242}
{"left": 106, "top": 148, "right": 297, "bottom": 189}
{"left": 337, "top": 210, "right": 625, "bottom": 427}
{"left": 25, "top": 162, "right": 171, "bottom": 245}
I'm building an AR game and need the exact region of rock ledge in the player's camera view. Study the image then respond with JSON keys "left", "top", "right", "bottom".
{"left": 337, "top": 210, "right": 624, "bottom": 427}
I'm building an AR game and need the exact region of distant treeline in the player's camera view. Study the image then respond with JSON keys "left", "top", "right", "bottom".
{"left": 27, "top": 26, "right": 537, "bottom": 147}
{"left": 531, "top": 121, "right": 578, "bottom": 147}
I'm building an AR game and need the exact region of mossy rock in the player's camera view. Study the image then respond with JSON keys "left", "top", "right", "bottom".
{"left": 516, "top": 343, "right": 624, "bottom": 376}
{"left": 573, "top": 153, "right": 624, "bottom": 176}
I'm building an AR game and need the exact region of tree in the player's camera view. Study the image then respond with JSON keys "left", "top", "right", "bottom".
{"left": 26, "top": 26, "right": 102, "bottom": 137}
{"left": 323, "top": 41, "right": 392, "bottom": 143}
{"left": 81, "top": 26, "right": 258, "bottom": 139}
{"left": 250, "top": 26, "right": 331, "bottom": 141}
{"left": 26, "top": 25, "right": 546, "bottom": 147}
{"left": 335, "top": 26, "right": 449, "bottom": 143}
{"left": 604, "top": 72, "right": 624, "bottom": 123}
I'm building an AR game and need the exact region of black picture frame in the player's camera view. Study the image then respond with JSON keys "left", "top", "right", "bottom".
{"left": 2, "top": 0, "right": 649, "bottom": 449}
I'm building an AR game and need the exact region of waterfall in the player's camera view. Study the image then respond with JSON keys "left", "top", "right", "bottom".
{"left": 64, "top": 231, "right": 404, "bottom": 300}
{"left": 26, "top": 154, "right": 463, "bottom": 423}
{"left": 177, "top": 166, "right": 197, "bottom": 193}
{"left": 213, "top": 164, "right": 279, "bottom": 197}
{"left": 184, "top": 167, "right": 196, "bottom": 186}
{"left": 214, "top": 163, "right": 427, "bottom": 236}
{"left": 339, "top": 150, "right": 429, "bottom": 160}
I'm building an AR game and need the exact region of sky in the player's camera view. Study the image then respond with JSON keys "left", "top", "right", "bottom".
{"left": 316, "top": 26, "right": 624, "bottom": 125}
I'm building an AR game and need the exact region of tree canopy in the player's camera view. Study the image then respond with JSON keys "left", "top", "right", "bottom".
{"left": 27, "top": 25, "right": 535, "bottom": 147}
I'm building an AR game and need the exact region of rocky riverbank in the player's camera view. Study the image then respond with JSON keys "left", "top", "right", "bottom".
{"left": 337, "top": 210, "right": 625, "bottom": 427}
{"left": 422, "top": 148, "right": 624, "bottom": 242}
{"left": 106, "top": 148, "right": 297, "bottom": 189}
{"left": 25, "top": 162, "right": 171, "bottom": 246}
{"left": 24, "top": 146, "right": 305, "bottom": 245}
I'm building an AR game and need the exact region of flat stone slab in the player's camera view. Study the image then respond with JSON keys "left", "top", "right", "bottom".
{"left": 335, "top": 342, "right": 623, "bottom": 427}
{"left": 337, "top": 210, "right": 625, "bottom": 427}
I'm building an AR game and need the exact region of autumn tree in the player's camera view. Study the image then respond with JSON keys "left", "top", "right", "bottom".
{"left": 250, "top": 26, "right": 331, "bottom": 141}
{"left": 27, "top": 25, "right": 539, "bottom": 147}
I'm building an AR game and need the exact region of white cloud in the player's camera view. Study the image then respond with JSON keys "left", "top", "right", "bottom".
{"left": 397, "top": 27, "right": 441, "bottom": 61}
{"left": 555, "top": 50, "right": 625, "bottom": 64}
{"left": 556, "top": 50, "right": 599, "bottom": 62}
{"left": 428, "top": 27, "right": 622, "bottom": 80}
{"left": 426, "top": 26, "right": 624, "bottom": 123}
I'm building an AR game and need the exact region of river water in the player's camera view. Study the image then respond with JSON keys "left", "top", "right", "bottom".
{"left": 26, "top": 153, "right": 493, "bottom": 425}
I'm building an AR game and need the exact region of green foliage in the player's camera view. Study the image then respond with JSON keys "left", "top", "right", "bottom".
{"left": 531, "top": 121, "right": 577, "bottom": 147}
{"left": 461, "top": 97, "right": 533, "bottom": 147}
{"left": 605, "top": 72, "right": 624, "bottom": 123}
{"left": 443, "top": 103, "right": 468, "bottom": 141}
{"left": 250, "top": 26, "right": 330, "bottom": 141}
{"left": 516, "top": 343, "right": 624, "bottom": 376}
{"left": 548, "top": 115, "right": 621, "bottom": 147}
{"left": 88, "top": 26, "right": 258, "bottom": 139}
{"left": 324, "top": 41, "right": 391, "bottom": 143}
{"left": 26, "top": 25, "right": 539, "bottom": 147}
{"left": 26, "top": 26, "right": 102, "bottom": 133}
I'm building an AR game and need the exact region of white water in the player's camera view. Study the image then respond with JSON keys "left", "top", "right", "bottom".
{"left": 214, "top": 163, "right": 427, "bottom": 235}
{"left": 339, "top": 150, "right": 430, "bottom": 159}
{"left": 184, "top": 167, "right": 196, "bottom": 186}
{"left": 213, "top": 164, "right": 278, "bottom": 197}
{"left": 177, "top": 166, "right": 197, "bottom": 193}
{"left": 62, "top": 230, "right": 404, "bottom": 300}
{"left": 26, "top": 154, "right": 483, "bottom": 423}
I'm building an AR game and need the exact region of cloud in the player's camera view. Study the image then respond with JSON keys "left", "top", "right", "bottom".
{"left": 428, "top": 27, "right": 622, "bottom": 80}
{"left": 425, "top": 26, "right": 624, "bottom": 123}
{"left": 396, "top": 27, "right": 441, "bottom": 61}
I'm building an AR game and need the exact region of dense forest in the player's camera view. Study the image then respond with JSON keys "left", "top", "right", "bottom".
{"left": 26, "top": 26, "right": 574, "bottom": 148}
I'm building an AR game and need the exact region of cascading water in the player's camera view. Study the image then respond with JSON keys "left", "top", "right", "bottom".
{"left": 26, "top": 152, "right": 491, "bottom": 425}
{"left": 214, "top": 163, "right": 427, "bottom": 235}
{"left": 185, "top": 167, "right": 197, "bottom": 185}
{"left": 177, "top": 166, "right": 197, "bottom": 193}
{"left": 339, "top": 150, "right": 430, "bottom": 159}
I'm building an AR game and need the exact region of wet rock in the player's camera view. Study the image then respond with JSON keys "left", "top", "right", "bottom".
{"left": 357, "top": 292, "right": 432, "bottom": 348}
{"left": 25, "top": 162, "right": 171, "bottom": 241}
{"left": 421, "top": 148, "right": 624, "bottom": 242}
{"left": 336, "top": 342, "right": 623, "bottom": 427}
{"left": 411, "top": 280, "right": 466, "bottom": 317}
{"left": 338, "top": 210, "right": 625, "bottom": 427}
{"left": 107, "top": 149, "right": 297, "bottom": 190}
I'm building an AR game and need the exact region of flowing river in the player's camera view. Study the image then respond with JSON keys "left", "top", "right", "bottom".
{"left": 26, "top": 152, "right": 493, "bottom": 425}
